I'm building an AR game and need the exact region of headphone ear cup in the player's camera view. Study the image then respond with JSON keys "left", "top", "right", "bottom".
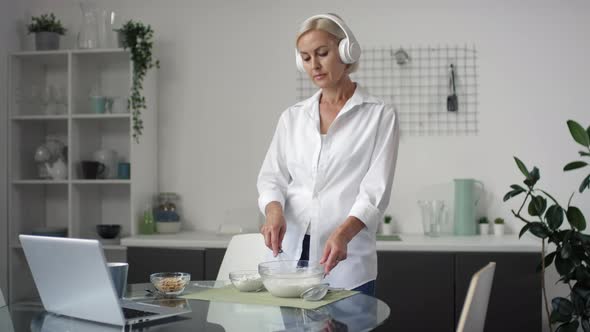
{"left": 338, "top": 38, "right": 351, "bottom": 63}
{"left": 295, "top": 50, "right": 305, "bottom": 73}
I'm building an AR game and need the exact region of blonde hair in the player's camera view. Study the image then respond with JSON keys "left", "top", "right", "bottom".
{"left": 296, "top": 15, "right": 360, "bottom": 74}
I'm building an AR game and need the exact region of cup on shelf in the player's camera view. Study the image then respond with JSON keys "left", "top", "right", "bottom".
{"left": 96, "top": 224, "right": 121, "bottom": 239}
{"left": 89, "top": 96, "right": 113, "bottom": 114}
{"left": 111, "top": 96, "right": 128, "bottom": 114}
{"left": 117, "top": 162, "right": 130, "bottom": 179}
{"left": 81, "top": 160, "right": 106, "bottom": 179}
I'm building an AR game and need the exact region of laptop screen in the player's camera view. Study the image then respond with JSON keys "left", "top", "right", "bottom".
{"left": 19, "top": 235, "right": 126, "bottom": 325}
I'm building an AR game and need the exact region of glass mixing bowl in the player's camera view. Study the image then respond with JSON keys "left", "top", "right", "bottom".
{"left": 258, "top": 260, "right": 324, "bottom": 298}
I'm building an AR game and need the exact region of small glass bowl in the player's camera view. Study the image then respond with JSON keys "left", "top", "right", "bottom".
{"left": 150, "top": 272, "right": 191, "bottom": 296}
{"left": 229, "top": 270, "right": 264, "bottom": 292}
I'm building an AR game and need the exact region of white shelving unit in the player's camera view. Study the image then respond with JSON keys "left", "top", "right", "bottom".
{"left": 7, "top": 49, "right": 158, "bottom": 303}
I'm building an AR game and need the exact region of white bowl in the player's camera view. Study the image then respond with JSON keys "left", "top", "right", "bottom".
{"left": 229, "top": 270, "right": 264, "bottom": 292}
{"left": 156, "top": 221, "right": 181, "bottom": 233}
{"left": 258, "top": 260, "right": 324, "bottom": 298}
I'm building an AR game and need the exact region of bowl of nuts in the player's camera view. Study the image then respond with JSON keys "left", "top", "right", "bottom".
{"left": 150, "top": 272, "right": 191, "bottom": 296}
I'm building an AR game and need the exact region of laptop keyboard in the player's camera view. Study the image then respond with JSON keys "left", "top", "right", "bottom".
{"left": 122, "top": 307, "right": 159, "bottom": 319}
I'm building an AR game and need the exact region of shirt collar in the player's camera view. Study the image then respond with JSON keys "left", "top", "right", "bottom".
{"left": 296, "top": 83, "right": 381, "bottom": 120}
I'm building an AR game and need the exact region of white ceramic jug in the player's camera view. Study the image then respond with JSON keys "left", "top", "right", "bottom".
{"left": 93, "top": 148, "right": 118, "bottom": 179}
{"left": 45, "top": 159, "right": 68, "bottom": 180}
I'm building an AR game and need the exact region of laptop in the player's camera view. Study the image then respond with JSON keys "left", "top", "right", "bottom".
{"left": 19, "top": 234, "right": 191, "bottom": 326}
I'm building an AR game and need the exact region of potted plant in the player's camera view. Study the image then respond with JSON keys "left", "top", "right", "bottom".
{"left": 381, "top": 215, "right": 393, "bottom": 235}
{"left": 504, "top": 120, "right": 589, "bottom": 332}
{"left": 477, "top": 217, "right": 489, "bottom": 235}
{"left": 116, "top": 20, "right": 160, "bottom": 143}
{"left": 493, "top": 218, "right": 505, "bottom": 236}
{"left": 27, "top": 13, "right": 66, "bottom": 50}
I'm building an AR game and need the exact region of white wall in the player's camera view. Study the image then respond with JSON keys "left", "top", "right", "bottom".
{"left": 9, "top": 0, "right": 590, "bottom": 329}
{"left": 0, "top": 0, "right": 23, "bottom": 305}
{"left": 22, "top": 0, "right": 590, "bottom": 233}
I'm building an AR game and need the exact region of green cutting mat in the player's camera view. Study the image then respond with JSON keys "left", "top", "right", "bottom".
{"left": 181, "top": 285, "right": 358, "bottom": 310}
{"left": 376, "top": 234, "right": 402, "bottom": 241}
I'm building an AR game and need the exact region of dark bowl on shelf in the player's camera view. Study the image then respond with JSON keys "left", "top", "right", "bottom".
{"left": 96, "top": 224, "right": 121, "bottom": 239}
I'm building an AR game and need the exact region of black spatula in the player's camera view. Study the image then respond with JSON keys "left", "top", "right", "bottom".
{"left": 447, "top": 64, "right": 458, "bottom": 112}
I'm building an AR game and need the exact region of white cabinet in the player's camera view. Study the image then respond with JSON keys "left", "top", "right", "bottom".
{"left": 7, "top": 49, "right": 157, "bottom": 303}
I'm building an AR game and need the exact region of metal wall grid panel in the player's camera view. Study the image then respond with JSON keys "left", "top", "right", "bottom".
{"left": 296, "top": 45, "right": 479, "bottom": 136}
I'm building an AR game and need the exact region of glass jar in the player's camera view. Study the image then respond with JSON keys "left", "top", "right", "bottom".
{"left": 155, "top": 192, "right": 181, "bottom": 222}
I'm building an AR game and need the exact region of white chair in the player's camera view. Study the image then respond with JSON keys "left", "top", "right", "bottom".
{"left": 456, "top": 262, "right": 496, "bottom": 332}
{"left": 208, "top": 233, "right": 283, "bottom": 331}
{"left": 215, "top": 233, "right": 270, "bottom": 280}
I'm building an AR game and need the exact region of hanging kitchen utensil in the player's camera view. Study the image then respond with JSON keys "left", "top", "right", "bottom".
{"left": 447, "top": 64, "right": 458, "bottom": 112}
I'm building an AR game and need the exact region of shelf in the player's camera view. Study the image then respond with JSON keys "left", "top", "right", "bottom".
{"left": 11, "top": 115, "right": 68, "bottom": 121}
{"left": 12, "top": 179, "right": 68, "bottom": 184}
{"left": 12, "top": 48, "right": 128, "bottom": 56}
{"left": 72, "top": 113, "right": 130, "bottom": 119}
{"left": 72, "top": 179, "right": 131, "bottom": 184}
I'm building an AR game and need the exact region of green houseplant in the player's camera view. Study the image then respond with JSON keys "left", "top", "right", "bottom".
{"left": 478, "top": 217, "right": 489, "bottom": 235}
{"left": 381, "top": 215, "right": 393, "bottom": 235}
{"left": 116, "top": 20, "right": 160, "bottom": 143}
{"left": 504, "top": 120, "right": 590, "bottom": 332}
{"left": 27, "top": 13, "right": 66, "bottom": 50}
{"left": 493, "top": 218, "right": 505, "bottom": 236}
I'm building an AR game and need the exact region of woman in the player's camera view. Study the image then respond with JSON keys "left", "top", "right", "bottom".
{"left": 257, "top": 13, "right": 400, "bottom": 295}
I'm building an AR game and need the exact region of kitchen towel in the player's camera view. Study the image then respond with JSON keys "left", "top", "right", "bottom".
{"left": 181, "top": 285, "right": 358, "bottom": 310}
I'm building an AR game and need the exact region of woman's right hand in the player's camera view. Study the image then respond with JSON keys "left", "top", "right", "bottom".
{"left": 260, "top": 201, "right": 287, "bottom": 257}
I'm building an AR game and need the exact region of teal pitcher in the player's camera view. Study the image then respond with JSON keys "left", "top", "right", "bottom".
{"left": 453, "top": 179, "right": 484, "bottom": 235}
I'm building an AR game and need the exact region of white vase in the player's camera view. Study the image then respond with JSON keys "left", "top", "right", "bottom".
{"left": 479, "top": 223, "right": 489, "bottom": 235}
{"left": 493, "top": 224, "right": 505, "bottom": 236}
{"left": 381, "top": 223, "right": 393, "bottom": 236}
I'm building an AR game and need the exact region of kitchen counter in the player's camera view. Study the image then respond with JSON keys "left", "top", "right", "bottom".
{"left": 121, "top": 231, "right": 542, "bottom": 252}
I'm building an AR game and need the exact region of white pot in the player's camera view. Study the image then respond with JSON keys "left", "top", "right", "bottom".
{"left": 493, "top": 224, "right": 505, "bottom": 236}
{"left": 479, "top": 223, "right": 489, "bottom": 235}
{"left": 381, "top": 223, "right": 393, "bottom": 236}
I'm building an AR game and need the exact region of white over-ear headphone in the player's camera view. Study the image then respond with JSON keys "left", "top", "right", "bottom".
{"left": 295, "top": 14, "right": 361, "bottom": 73}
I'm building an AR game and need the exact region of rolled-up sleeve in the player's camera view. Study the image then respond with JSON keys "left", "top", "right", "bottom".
{"left": 348, "top": 107, "right": 400, "bottom": 234}
{"left": 257, "top": 113, "right": 291, "bottom": 216}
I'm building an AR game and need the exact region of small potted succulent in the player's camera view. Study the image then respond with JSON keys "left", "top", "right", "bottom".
{"left": 27, "top": 13, "right": 66, "bottom": 50}
{"left": 493, "top": 218, "right": 505, "bottom": 236}
{"left": 478, "top": 217, "right": 489, "bottom": 235}
{"left": 381, "top": 215, "right": 393, "bottom": 235}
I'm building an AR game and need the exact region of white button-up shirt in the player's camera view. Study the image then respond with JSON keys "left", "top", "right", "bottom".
{"left": 257, "top": 84, "right": 400, "bottom": 289}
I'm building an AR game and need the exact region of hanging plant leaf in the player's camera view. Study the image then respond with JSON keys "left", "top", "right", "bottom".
{"left": 118, "top": 20, "right": 160, "bottom": 143}
{"left": 581, "top": 151, "right": 590, "bottom": 157}
{"left": 514, "top": 157, "right": 530, "bottom": 178}
{"left": 567, "top": 206, "right": 587, "bottom": 231}
{"left": 546, "top": 205, "right": 564, "bottom": 230}
{"left": 564, "top": 161, "right": 588, "bottom": 171}
{"left": 579, "top": 174, "right": 590, "bottom": 193}
{"left": 568, "top": 120, "right": 590, "bottom": 147}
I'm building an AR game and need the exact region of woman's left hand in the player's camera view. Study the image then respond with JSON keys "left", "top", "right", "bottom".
{"left": 319, "top": 216, "right": 366, "bottom": 275}
{"left": 319, "top": 230, "right": 349, "bottom": 275}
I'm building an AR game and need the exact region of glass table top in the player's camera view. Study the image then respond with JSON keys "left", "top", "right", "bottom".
{"left": 1, "top": 281, "right": 390, "bottom": 332}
